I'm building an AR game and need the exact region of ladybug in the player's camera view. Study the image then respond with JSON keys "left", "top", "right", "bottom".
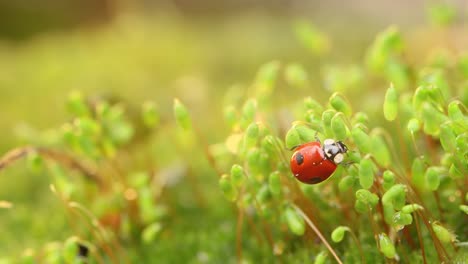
{"left": 290, "top": 139, "right": 348, "bottom": 184}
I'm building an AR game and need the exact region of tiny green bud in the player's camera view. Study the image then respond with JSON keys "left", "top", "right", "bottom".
{"left": 351, "top": 126, "right": 371, "bottom": 153}
{"left": 314, "top": 251, "right": 328, "bottom": 264}
{"left": 63, "top": 237, "right": 79, "bottom": 263}
{"left": 230, "top": 164, "right": 245, "bottom": 187}
{"left": 245, "top": 122, "right": 260, "bottom": 148}
{"left": 449, "top": 164, "right": 463, "bottom": 179}
{"left": 393, "top": 211, "right": 413, "bottom": 227}
{"left": 422, "top": 103, "right": 448, "bottom": 136}
{"left": 75, "top": 117, "right": 100, "bottom": 138}
{"left": 371, "top": 135, "right": 391, "bottom": 167}
{"left": 428, "top": 3, "right": 456, "bottom": 26}
{"left": 261, "top": 135, "right": 278, "bottom": 155}
{"left": 285, "top": 63, "right": 308, "bottom": 88}
{"left": 331, "top": 226, "right": 350, "bottom": 243}
{"left": 322, "top": 109, "right": 337, "bottom": 136}
{"left": 447, "top": 101, "right": 464, "bottom": 121}
{"left": 173, "top": 98, "right": 192, "bottom": 131}
{"left": 27, "top": 151, "right": 43, "bottom": 172}
{"left": 432, "top": 222, "right": 456, "bottom": 243}
{"left": 141, "top": 101, "right": 159, "bottom": 128}
{"left": 223, "top": 105, "right": 238, "bottom": 128}
{"left": 294, "top": 21, "right": 330, "bottom": 56}
{"left": 382, "top": 184, "right": 406, "bottom": 209}
{"left": 219, "top": 174, "right": 237, "bottom": 201}
{"left": 413, "top": 86, "right": 429, "bottom": 111}
{"left": 460, "top": 205, "right": 468, "bottom": 215}
{"left": 352, "top": 112, "right": 369, "bottom": 126}
{"left": 339, "top": 175, "right": 355, "bottom": 192}
{"left": 268, "top": 171, "right": 282, "bottom": 196}
{"left": 246, "top": 148, "right": 262, "bottom": 177}
{"left": 294, "top": 124, "right": 317, "bottom": 143}
{"left": 356, "top": 189, "right": 379, "bottom": 207}
{"left": 255, "top": 61, "right": 280, "bottom": 91}
{"left": 407, "top": 118, "right": 421, "bottom": 133}
{"left": 439, "top": 123, "right": 457, "bottom": 152}
{"left": 329, "top": 93, "right": 352, "bottom": 117}
{"left": 382, "top": 170, "right": 395, "bottom": 190}
{"left": 359, "top": 158, "right": 374, "bottom": 189}
{"left": 378, "top": 233, "right": 396, "bottom": 259}
{"left": 284, "top": 206, "right": 305, "bottom": 236}
{"left": 285, "top": 127, "right": 302, "bottom": 150}
{"left": 354, "top": 199, "right": 368, "bottom": 213}
{"left": 401, "top": 204, "right": 424, "bottom": 214}
{"left": 241, "top": 99, "right": 257, "bottom": 128}
{"left": 383, "top": 83, "right": 398, "bottom": 121}
{"left": 304, "top": 97, "right": 324, "bottom": 114}
{"left": 411, "top": 157, "right": 426, "bottom": 190}
{"left": 331, "top": 113, "right": 349, "bottom": 141}
{"left": 67, "top": 91, "right": 90, "bottom": 117}
{"left": 425, "top": 167, "right": 441, "bottom": 191}
{"left": 141, "top": 222, "right": 162, "bottom": 244}
{"left": 256, "top": 185, "right": 271, "bottom": 204}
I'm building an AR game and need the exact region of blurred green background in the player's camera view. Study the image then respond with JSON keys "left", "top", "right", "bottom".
{"left": 0, "top": 0, "right": 466, "bottom": 260}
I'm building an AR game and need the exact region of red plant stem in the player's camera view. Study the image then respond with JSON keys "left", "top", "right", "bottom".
{"left": 414, "top": 213, "right": 427, "bottom": 264}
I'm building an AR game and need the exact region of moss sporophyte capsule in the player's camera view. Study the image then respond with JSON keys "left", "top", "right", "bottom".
{"left": 290, "top": 138, "right": 348, "bottom": 184}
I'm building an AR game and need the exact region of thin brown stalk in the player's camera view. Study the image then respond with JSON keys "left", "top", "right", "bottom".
{"left": 236, "top": 205, "right": 245, "bottom": 264}
{"left": 413, "top": 213, "right": 427, "bottom": 264}
{"left": 292, "top": 204, "right": 343, "bottom": 264}
{"left": 0, "top": 146, "right": 103, "bottom": 186}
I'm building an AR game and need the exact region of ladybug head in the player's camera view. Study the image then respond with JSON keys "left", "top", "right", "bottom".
{"left": 322, "top": 139, "right": 348, "bottom": 164}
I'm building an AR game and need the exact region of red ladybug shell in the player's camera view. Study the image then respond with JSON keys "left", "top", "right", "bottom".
{"left": 290, "top": 141, "right": 337, "bottom": 184}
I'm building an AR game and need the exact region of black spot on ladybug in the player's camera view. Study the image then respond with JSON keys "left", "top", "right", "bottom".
{"left": 308, "top": 177, "right": 322, "bottom": 184}
{"left": 295, "top": 152, "right": 304, "bottom": 165}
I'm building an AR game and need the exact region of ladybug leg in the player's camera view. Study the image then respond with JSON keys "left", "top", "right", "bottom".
{"left": 341, "top": 161, "right": 356, "bottom": 167}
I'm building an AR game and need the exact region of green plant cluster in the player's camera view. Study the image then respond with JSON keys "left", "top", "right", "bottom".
{"left": 0, "top": 7, "right": 467, "bottom": 264}
{"left": 212, "top": 25, "right": 467, "bottom": 263}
